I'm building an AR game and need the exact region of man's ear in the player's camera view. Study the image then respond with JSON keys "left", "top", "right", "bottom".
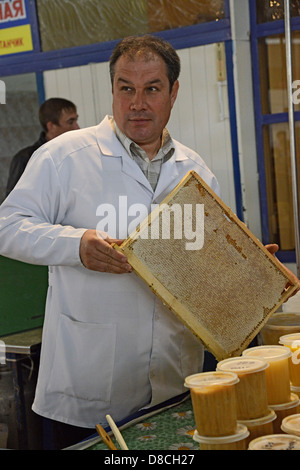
{"left": 46, "top": 121, "right": 54, "bottom": 133}
{"left": 171, "top": 80, "right": 179, "bottom": 108}
{"left": 45, "top": 121, "right": 56, "bottom": 139}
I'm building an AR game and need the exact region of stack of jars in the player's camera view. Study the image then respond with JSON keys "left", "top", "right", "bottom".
{"left": 185, "top": 371, "right": 250, "bottom": 450}
{"left": 185, "top": 340, "right": 300, "bottom": 449}
{"left": 244, "top": 335, "right": 300, "bottom": 450}
{"left": 242, "top": 345, "right": 300, "bottom": 434}
{"left": 216, "top": 356, "right": 275, "bottom": 445}
{"left": 278, "top": 333, "right": 300, "bottom": 437}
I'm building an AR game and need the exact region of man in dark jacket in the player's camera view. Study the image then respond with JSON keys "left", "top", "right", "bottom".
{"left": 6, "top": 97, "right": 79, "bottom": 196}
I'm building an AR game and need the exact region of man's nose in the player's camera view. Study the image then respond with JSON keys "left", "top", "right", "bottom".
{"left": 72, "top": 121, "right": 80, "bottom": 130}
{"left": 130, "top": 91, "right": 146, "bottom": 111}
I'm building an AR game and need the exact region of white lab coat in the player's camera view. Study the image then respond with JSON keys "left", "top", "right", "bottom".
{"left": 0, "top": 116, "right": 220, "bottom": 428}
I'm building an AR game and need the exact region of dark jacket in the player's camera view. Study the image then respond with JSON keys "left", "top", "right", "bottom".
{"left": 6, "top": 132, "right": 47, "bottom": 196}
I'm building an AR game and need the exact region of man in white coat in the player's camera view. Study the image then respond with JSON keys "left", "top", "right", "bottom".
{"left": 0, "top": 35, "right": 232, "bottom": 448}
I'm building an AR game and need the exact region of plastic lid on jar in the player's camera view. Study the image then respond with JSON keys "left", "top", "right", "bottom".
{"left": 279, "top": 333, "right": 300, "bottom": 348}
{"left": 269, "top": 393, "right": 300, "bottom": 411}
{"left": 238, "top": 409, "right": 276, "bottom": 427}
{"left": 248, "top": 434, "right": 300, "bottom": 450}
{"left": 184, "top": 371, "right": 239, "bottom": 389}
{"left": 193, "top": 424, "right": 249, "bottom": 445}
{"left": 217, "top": 357, "right": 269, "bottom": 375}
{"left": 263, "top": 313, "right": 300, "bottom": 328}
{"left": 242, "top": 345, "right": 292, "bottom": 361}
{"left": 281, "top": 414, "right": 300, "bottom": 437}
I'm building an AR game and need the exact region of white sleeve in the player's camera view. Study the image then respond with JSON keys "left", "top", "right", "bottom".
{"left": 0, "top": 148, "right": 87, "bottom": 266}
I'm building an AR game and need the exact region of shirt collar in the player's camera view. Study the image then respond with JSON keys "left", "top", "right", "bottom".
{"left": 108, "top": 116, "right": 175, "bottom": 162}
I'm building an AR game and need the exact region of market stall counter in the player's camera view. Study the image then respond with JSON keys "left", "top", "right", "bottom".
{"left": 67, "top": 394, "right": 197, "bottom": 451}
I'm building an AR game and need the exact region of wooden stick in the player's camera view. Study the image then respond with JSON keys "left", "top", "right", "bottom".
{"left": 96, "top": 424, "right": 117, "bottom": 450}
{"left": 106, "top": 414, "right": 129, "bottom": 450}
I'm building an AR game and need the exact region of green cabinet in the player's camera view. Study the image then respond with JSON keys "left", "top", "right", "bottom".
{"left": 0, "top": 256, "right": 47, "bottom": 336}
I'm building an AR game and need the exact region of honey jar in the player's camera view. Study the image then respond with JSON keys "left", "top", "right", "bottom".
{"left": 217, "top": 357, "right": 269, "bottom": 419}
{"left": 185, "top": 371, "right": 239, "bottom": 437}
{"left": 279, "top": 333, "right": 300, "bottom": 387}
{"left": 238, "top": 409, "right": 276, "bottom": 445}
{"left": 291, "top": 385, "right": 300, "bottom": 399}
{"left": 242, "top": 345, "right": 291, "bottom": 405}
{"left": 270, "top": 393, "right": 300, "bottom": 433}
{"left": 259, "top": 313, "right": 300, "bottom": 345}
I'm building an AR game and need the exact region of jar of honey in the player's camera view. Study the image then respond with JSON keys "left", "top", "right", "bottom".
{"left": 259, "top": 313, "right": 300, "bottom": 345}
{"left": 291, "top": 385, "right": 300, "bottom": 399}
{"left": 185, "top": 371, "right": 239, "bottom": 437}
{"left": 238, "top": 409, "right": 276, "bottom": 445}
{"left": 217, "top": 357, "right": 269, "bottom": 419}
{"left": 270, "top": 393, "right": 300, "bottom": 433}
{"left": 242, "top": 345, "right": 292, "bottom": 405}
{"left": 279, "top": 333, "right": 300, "bottom": 387}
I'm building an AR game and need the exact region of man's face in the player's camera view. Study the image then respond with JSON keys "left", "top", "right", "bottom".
{"left": 47, "top": 108, "right": 79, "bottom": 139}
{"left": 112, "top": 53, "right": 179, "bottom": 159}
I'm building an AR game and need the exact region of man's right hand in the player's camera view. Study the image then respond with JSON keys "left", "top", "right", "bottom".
{"left": 79, "top": 229, "right": 132, "bottom": 274}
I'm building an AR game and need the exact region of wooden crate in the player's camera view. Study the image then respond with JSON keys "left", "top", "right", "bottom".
{"left": 115, "top": 171, "right": 298, "bottom": 360}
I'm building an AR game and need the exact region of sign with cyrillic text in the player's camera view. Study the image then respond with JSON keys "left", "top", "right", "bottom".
{"left": 0, "top": 0, "right": 33, "bottom": 55}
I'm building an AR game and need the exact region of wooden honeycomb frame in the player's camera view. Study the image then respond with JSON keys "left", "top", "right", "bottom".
{"left": 115, "top": 171, "right": 298, "bottom": 360}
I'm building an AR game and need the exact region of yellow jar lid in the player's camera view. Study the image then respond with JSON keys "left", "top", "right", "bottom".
{"left": 281, "top": 414, "right": 300, "bottom": 437}
{"left": 184, "top": 371, "right": 239, "bottom": 389}
{"left": 238, "top": 409, "right": 276, "bottom": 427}
{"left": 264, "top": 313, "right": 300, "bottom": 329}
{"left": 193, "top": 424, "right": 249, "bottom": 444}
{"left": 242, "top": 345, "right": 292, "bottom": 361}
{"left": 248, "top": 434, "right": 300, "bottom": 450}
{"left": 269, "top": 393, "right": 300, "bottom": 411}
{"left": 279, "top": 333, "right": 300, "bottom": 347}
{"left": 217, "top": 357, "right": 269, "bottom": 374}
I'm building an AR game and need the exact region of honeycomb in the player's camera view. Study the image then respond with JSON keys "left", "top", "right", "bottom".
{"left": 115, "top": 171, "right": 297, "bottom": 360}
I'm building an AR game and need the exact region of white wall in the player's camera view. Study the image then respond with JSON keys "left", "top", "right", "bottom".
{"left": 43, "top": 43, "right": 236, "bottom": 213}
{"left": 168, "top": 45, "right": 235, "bottom": 213}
